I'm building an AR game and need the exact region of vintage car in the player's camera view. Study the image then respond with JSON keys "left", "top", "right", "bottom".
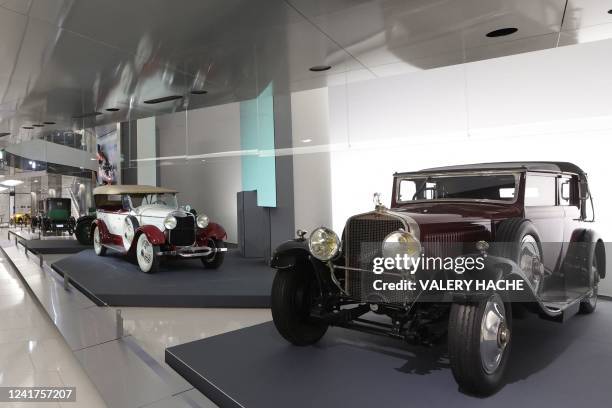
{"left": 9, "top": 212, "right": 31, "bottom": 227}
{"left": 270, "top": 161, "right": 605, "bottom": 396}
{"left": 31, "top": 198, "right": 76, "bottom": 236}
{"left": 92, "top": 185, "right": 227, "bottom": 273}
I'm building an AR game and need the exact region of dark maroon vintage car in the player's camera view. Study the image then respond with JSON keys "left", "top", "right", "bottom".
{"left": 270, "top": 162, "right": 605, "bottom": 396}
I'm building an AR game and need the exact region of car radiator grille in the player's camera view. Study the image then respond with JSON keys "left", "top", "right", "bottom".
{"left": 168, "top": 214, "right": 196, "bottom": 246}
{"left": 344, "top": 213, "right": 406, "bottom": 304}
{"left": 421, "top": 232, "right": 466, "bottom": 259}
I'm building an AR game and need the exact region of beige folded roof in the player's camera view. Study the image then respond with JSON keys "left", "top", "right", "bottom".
{"left": 93, "top": 185, "right": 177, "bottom": 195}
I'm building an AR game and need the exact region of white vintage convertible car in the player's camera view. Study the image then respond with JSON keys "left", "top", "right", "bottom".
{"left": 91, "top": 185, "right": 228, "bottom": 273}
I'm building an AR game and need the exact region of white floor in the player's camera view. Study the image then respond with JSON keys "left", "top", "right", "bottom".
{"left": 0, "top": 242, "right": 107, "bottom": 408}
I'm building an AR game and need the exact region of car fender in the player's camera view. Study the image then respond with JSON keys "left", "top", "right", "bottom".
{"left": 197, "top": 222, "right": 227, "bottom": 244}
{"left": 134, "top": 225, "right": 166, "bottom": 246}
{"left": 270, "top": 239, "right": 311, "bottom": 269}
{"left": 92, "top": 219, "right": 111, "bottom": 242}
{"left": 573, "top": 229, "right": 606, "bottom": 279}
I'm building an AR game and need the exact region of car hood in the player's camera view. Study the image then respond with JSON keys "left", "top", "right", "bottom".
{"left": 392, "top": 201, "right": 521, "bottom": 225}
{"left": 134, "top": 204, "right": 183, "bottom": 218}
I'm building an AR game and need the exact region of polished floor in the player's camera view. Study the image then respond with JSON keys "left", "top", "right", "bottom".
{"left": 0, "top": 238, "right": 107, "bottom": 408}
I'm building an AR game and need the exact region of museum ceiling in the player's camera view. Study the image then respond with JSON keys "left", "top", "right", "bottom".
{"left": 0, "top": 0, "right": 611, "bottom": 142}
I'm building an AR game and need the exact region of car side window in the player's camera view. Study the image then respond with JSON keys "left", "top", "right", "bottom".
{"left": 525, "top": 174, "right": 556, "bottom": 206}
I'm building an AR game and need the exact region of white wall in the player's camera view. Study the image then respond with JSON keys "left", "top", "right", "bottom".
{"left": 136, "top": 117, "right": 157, "bottom": 186}
{"left": 289, "top": 39, "right": 612, "bottom": 294}
{"left": 156, "top": 103, "right": 242, "bottom": 243}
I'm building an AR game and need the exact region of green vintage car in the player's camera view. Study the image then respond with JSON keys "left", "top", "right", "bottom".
{"left": 31, "top": 198, "right": 76, "bottom": 236}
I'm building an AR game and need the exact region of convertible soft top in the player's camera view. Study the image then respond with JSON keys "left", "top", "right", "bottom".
{"left": 93, "top": 185, "right": 177, "bottom": 195}
{"left": 395, "top": 161, "right": 586, "bottom": 177}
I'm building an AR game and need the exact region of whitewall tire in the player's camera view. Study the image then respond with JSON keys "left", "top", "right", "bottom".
{"left": 136, "top": 234, "right": 160, "bottom": 273}
{"left": 93, "top": 226, "right": 107, "bottom": 256}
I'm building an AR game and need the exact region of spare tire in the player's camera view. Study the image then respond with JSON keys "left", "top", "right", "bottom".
{"left": 74, "top": 215, "right": 96, "bottom": 245}
{"left": 493, "top": 218, "right": 544, "bottom": 293}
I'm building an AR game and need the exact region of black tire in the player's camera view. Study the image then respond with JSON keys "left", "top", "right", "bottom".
{"left": 201, "top": 239, "right": 226, "bottom": 269}
{"left": 579, "top": 244, "right": 602, "bottom": 314}
{"left": 74, "top": 220, "right": 94, "bottom": 245}
{"left": 448, "top": 293, "right": 512, "bottom": 396}
{"left": 271, "top": 265, "right": 328, "bottom": 346}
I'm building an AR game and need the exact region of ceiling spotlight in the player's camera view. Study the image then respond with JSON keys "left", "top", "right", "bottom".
{"left": 43, "top": 121, "right": 56, "bottom": 125}
{"left": 1, "top": 179, "right": 24, "bottom": 187}
{"left": 32, "top": 124, "right": 44, "bottom": 127}
{"left": 302, "top": 139, "right": 312, "bottom": 143}
{"left": 105, "top": 108, "right": 120, "bottom": 112}
{"left": 201, "top": 159, "right": 206, "bottom": 162}
{"left": 143, "top": 95, "right": 183, "bottom": 104}
{"left": 72, "top": 111, "right": 103, "bottom": 119}
{"left": 608, "top": 9, "right": 612, "bottom": 14}
{"left": 22, "top": 126, "right": 34, "bottom": 129}
{"left": 486, "top": 27, "right": 518, "bottom": 37}
{"left": 309, "top": 65, "right": 332, "bottom": 72}
{"left": 191, "top": 90, "right": 208, "bottom": 95}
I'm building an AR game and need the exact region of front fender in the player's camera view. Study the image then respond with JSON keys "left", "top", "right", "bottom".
{"left": 197, "top": 222, "right": 227, "bottom": 244}
{"left": 92, "top": 219, "right": 111, "bottom": 242}
{"left": 270, "top": 239, "right": 311, "bottom": 269}
{"left": 135, "top": 225, "right": 166, "bottom": 246}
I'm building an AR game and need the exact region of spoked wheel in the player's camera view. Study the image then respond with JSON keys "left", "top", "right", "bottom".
{"left": 93, "top": 226, "right": 107, "bottom": 256}
{"left": 448, "top": 293, "right": 512, "bottom": 396}
{"left": 201, "top": 238, "right": 226, "bottom": 269}
{"left": 580, "top": 253, "right": 600, "bottom": 314}
{"left": 136, "top": 234, "right": 160, "bottom": 273}
{"left": 518, "top": 235, "right": 544, "bottom": 293}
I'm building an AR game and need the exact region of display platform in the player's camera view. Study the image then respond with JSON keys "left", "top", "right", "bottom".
{"left": 51, "top": 249, "right": 273, "bottom": 308}
{"left": 166, "top": 301, "right": 612, "bottom": 408}
{"left": 21, "top": 237, "right": 90, "bottom": 254}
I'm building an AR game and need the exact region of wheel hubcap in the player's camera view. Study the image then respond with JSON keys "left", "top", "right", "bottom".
{"left": 480, "top": 293, "right": 509, "bottom": 374}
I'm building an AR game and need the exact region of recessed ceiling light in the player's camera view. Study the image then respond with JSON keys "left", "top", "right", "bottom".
{"left": 201, "top": 159, "right": 206, "bottom": 162}
{"left": 43, "top": 121, "right": 56, "bottom": 125}
{"left": 1, "top": 179, "right": 23, "bottom": 187}
{"left": 143, "top": 95, "right": 183, "bottom": 104}
{"left": 0, "top": 132, "right": 10, "bottom": 137}
{"left": 22, "top": 126, "right": 34, "bottom": 129}
{"left": 486, "top": 27, "right": 518, "bottom": 37}
{"left": 0, "top": 187, "right": 6, "bottom": 192}
{"left": 309, "top": 65, "right": 332, "bottom": 72}
{"left": 72, "top": 111, "right": 103, "bottom": 119}
{"left": 608, "top": 9, "right": 612, "bottom": 14}
{"left": 32, "top": 124, "right": 44, "bottom": 127}
{"left": 191, "top": 90, "right": 208, "bottom": 95}
{"left": 105, "top": 108, "right": 120, "bottom": 112}
{"left": 302, "top": 139, "right": 312, "bottom": 143}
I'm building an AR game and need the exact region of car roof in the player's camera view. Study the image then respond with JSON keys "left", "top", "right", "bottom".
{"left": 93, "top": 185, "right": 177, "bottom": 195}
{"left": 395, "top": 161, "right": 586, "bottom": 177}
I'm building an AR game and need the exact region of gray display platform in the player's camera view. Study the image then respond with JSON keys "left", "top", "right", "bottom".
{"left": 22, "top": 238, "right": 90, "bottom": 254}
{"left": 166, "top": 301, "right": 612, "bottom": 408}
{"left": 51, "top": 249, "right": 273, "bottom": 308}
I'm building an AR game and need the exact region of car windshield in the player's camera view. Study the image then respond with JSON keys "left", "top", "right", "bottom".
{"left": 397, "top": 173, "right": 518, "bottom": 202}
{"left": 128, "top": 193, "right": 178, "bottom": 209}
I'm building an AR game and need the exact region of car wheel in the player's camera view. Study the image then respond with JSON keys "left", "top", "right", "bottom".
{"left": 493, "top": 218, "right": 544, "bottom": 294}
{"left": 201, "top": 239, "right": 226, "bottom": 269}
{"left": 271, "top": 265, "right": 328, "bottom": 346}
{"left": 579, "top": 250, "right": 600, "bottom": 314}
{"left": 75, "top": 221, "right": 93, "bottom": 245}
{"left": 448, "top": 293, "right": 512, "bottom": 396}
{"left": 93, "top": 226, "right": 107, "bottom": 256}
{"left": 136, "top": 234, "right": 160, "bottom": 273}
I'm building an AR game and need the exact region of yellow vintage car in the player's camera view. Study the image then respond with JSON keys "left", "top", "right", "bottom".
{"left": 9, "top": 213, "right": 31, "bottom": 227}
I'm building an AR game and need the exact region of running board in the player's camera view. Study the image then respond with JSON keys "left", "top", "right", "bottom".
{"left": 539, "top": 299, "right": 581, "bottom": 323}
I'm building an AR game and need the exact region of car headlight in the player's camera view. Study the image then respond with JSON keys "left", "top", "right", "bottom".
{"left": 382, "top": 230, "right": 421, "bottom": 263}
{"left": 308, "top": 227, "right": 340, "bottom": 261}
{"left": 163, "top": 215, "right": 177, "bottom": 230}
{"left": 197, "top": 214, "right": 209, "bottom": 229}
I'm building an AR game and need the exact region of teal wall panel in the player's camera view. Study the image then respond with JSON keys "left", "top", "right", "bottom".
{"left": 240, "top": 83, "right": 277, "bottom": 207}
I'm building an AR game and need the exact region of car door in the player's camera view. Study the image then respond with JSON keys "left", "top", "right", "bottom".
{"left": 523, "top": 173, "right": 564, "bottom": 276}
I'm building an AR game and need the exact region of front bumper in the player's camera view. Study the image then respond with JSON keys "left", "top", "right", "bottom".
{"left": 157, "top": 246, "right": 228, "bottom": 258}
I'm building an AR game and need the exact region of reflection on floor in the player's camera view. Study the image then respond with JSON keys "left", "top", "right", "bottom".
{"left": 0, "top": 236, "right": 107, "bottom": 408}
{"left": 120, "top": 307, "right": 271, "bottom": 365}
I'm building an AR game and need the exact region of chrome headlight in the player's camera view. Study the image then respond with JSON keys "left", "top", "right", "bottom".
{"left": 197, "top": 214, "right": 209, "bottom": 229}
{"left": 308, "top": 227, "right": 340, "bottom": 261}
{"left": 382, "top": 230, "right": 421, "bottom": 264}
{"left": 163, "top": 215, "right": 177, "bottom": 230}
